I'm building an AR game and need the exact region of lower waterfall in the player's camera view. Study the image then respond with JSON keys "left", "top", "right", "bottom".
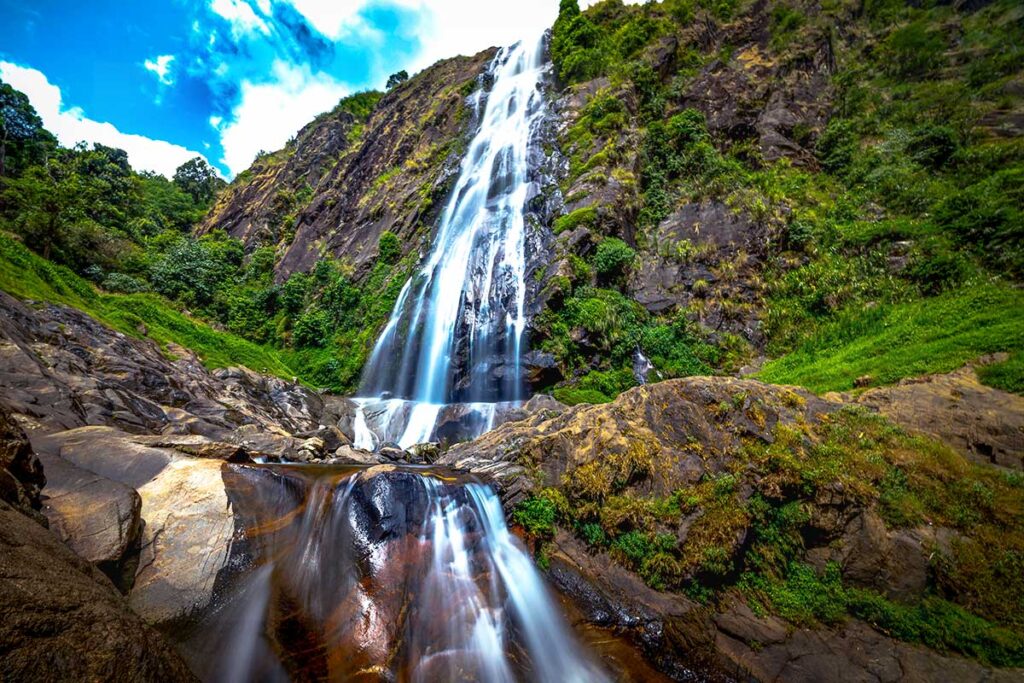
{"left": 181, "top": 464, "right": 609, "bottom": 682}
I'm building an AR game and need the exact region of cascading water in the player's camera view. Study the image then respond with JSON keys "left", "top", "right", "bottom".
{"left": 354, "top": 33, "right": 549, "bottom": 449}
{"left": 174, "top": 33, "right": 617, "bottom": 683}
{"left": 181, "top": 464, "right": 608, "bottom": 682}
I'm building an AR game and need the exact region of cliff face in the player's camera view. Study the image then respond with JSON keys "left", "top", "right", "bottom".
{"left": 200, "top": 48, "right": 496, "bottom": 281}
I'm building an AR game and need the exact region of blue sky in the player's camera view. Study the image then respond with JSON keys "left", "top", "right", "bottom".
{"left": 0, "top": 0, "right": 573, "bottom": 178}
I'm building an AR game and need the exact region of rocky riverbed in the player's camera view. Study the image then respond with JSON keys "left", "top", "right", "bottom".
{"left": 1, "top": 292, "right": 1022, "bottom": 681}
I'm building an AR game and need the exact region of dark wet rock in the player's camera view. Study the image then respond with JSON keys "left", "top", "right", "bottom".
{"left": 0, "top": 498, "right": 196, "bottom": 682}
{"left": 547, "top": 530, "right": 724, "bottom": 681}
{"left": 521, "top": 349, "right": 562, "bottom": 386}
{"left": 0, "top": 405, "right": 45, "bottom": 524}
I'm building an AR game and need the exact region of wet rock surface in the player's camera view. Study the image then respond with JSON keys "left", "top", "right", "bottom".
{"left": 0, "top": 405, "right": 45, "bottom": 524}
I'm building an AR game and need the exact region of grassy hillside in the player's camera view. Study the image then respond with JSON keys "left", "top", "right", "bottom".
{"left": 0, "top": 233, "right": 298, "bottom": 378}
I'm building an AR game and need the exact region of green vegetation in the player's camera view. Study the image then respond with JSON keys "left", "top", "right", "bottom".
{"left": 0, "top": 78, "right": 407, "bottom": 390}
{"left": 760, "top": 284, "right": 1024, "bottom": 392}
{"left": 552, "top": 206, "right": 597, "bottom": 235}
{"left": 0, "top": 233, "right": 294, "bottom": 376}
{"left": 591, "top": 237, "right": 636, "bottom": 281}
{"left": 551, "top": 0, "right": 1024, "bottom": 398}
{"left": 535, "top": 396, "right": 1024, "bottom": 664}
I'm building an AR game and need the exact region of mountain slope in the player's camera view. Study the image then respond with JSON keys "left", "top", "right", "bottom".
{"left": 200, "top": 49, "right": 496, "bottom": 282}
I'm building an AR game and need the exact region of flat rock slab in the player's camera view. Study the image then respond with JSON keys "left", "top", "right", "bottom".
{"left": 852, "top": 364, "right": 1024, "bottom": 469}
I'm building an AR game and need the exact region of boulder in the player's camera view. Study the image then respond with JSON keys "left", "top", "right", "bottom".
{"left": 852, "top": 362, "right": 1024, "bottom": 469}
{"left": 130, "top": 457, "right": 234, "bottom": 624}
{"left": 0, "top": 499, "right": 195, "bottom": 681}
{"left": 37, "top": 425, "right": 235, "bottom": 625}
{"left": 0, "top": 406, "right": 45, "bottom": 524}
{"left": 37, "top": 452, "right": 142, "bottom": 592}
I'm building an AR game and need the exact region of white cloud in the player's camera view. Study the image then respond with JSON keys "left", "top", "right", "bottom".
{"left": 143, "top": 54, "right": 176, "bottom": 85}
{"left": 209, "top": 0, "right": 270, "bottom": 38}
{"left": 276, "top": 0, "right": 639, "bottom": 81}
{"left": 217, "top": 59, "right": 350, "bottom": 176}
{"left": 280, "top": 0, "right": 389, "bottom": 40}
{"left": 0, "top": 61, "right": 213, "bottom": 178}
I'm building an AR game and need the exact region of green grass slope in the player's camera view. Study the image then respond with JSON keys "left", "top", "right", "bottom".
{"left": 0, "top": 233, "right": 297, "bottom": 378}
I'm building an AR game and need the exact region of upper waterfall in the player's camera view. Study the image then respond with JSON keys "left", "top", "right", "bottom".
{"left": 355, "top": 33, "right": 551, "bottom": 449}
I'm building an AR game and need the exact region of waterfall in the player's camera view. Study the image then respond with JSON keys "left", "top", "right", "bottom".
{"left": 183, "top": 464, "right": 608, "bottom": 682}
{"left": 173, "top": 34, "right": 615, "bottom": 683}
{"left": 356, "top": 33, "right": 549, "bottom": 449}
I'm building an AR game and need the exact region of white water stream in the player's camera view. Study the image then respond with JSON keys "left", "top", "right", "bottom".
{"left": 357, "top": 33, "right": 549, "bottom": 448}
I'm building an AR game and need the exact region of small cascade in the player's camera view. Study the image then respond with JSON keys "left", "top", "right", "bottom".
{"left": 356, "top": 33, "right": 550, "bottom": 448}
{"left": 183, "top": 463, "right": 608, "bottom": 682}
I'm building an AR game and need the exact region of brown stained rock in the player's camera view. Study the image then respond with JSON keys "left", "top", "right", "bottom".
{"left": 37, "top": 452, "right": 142, "bottom": 592}
{"left": 853, "top": 363, "right": 1024, "bottom": 469}
{"left": 546, "top": 530, "right": 723, "bottom": 681}
{"left": 0, "top": 499, "right": 196, "bottom": 682}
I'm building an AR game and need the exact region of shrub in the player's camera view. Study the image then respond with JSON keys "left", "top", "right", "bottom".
{"left": 101, "top": 272, "right": 148, "bottom": 294}
{"left": 292, "top": 309, "right": 332, "bottom": 348}
{"left": 592, "top": 237, "right": 636, "bottom": 280}
{"left": 907, "top": 124, "right": 959, "bottom": 170}
{"left": 816, "top": 119, "right": 858, "bottom": 175}
{"left": 934, "top": 168, "right": 1024, "bottom": 277}
{"left": 377, "top": 230, "right": 401, "bottom": 264}
{"left": 512, "top": 494, "right": 559, "bottom": 537}
{"left": 883, "top": 19, "right": 946, "bottom": 78}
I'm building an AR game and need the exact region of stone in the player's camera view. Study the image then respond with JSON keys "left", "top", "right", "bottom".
{"left": 0, "top": 499, "right": 196, "bottom": 681}
{"left": 130, "top": 457, "right": 234, "bottom": 625}
{"left": 333, "top": 444, "right": 385, "bottom": 465}
{"left": 853, "top": 363, "right": 1024, "bottom": 469}
{"left": 37, "top": 452, "right": 142, "bottom": 593}
{"left": 0, "top": 406, "right": 45, "bottom": 523}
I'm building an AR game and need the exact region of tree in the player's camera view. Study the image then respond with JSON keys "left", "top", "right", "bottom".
{"left": 0, "top": 154, "right": 115, "bottom": 268}
{"left": 386, "top": 70, "right": 409, "bottom": 90}
{"left": 0, "top": 79, "right": 55, "bottom": 176}
{"left": 172, "top": 156, "right": 222, "bottom": 206}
